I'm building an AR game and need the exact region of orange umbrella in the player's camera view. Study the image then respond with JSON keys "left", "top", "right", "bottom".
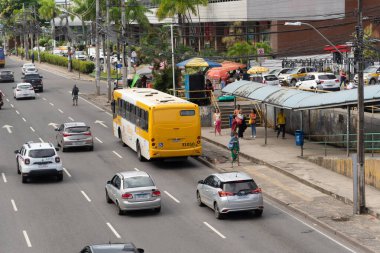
{"left": 221, "top": 61, "right": 246, "bottom": 71}
{"left": 206, "top": 67, "right": 230, "bottom": 80}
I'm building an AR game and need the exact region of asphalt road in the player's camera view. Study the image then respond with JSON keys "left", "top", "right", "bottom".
{"left": 0, "top": 57, "right": 365, "bottom": 253}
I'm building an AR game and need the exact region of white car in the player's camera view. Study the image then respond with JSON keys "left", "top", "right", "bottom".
{"left": 21, "top": 63, "right": 35, "bottom": 75}
{"left": 15, "top": 142, "right": 62, "bottom": 183}
{"left": 74, "top": 51, "right": 87, "bottom": 61}
{"left": 296, "top": 72, "right": 340, "bottom": 91}
{"left": 24, "top": 67, "right": 38, "bottom": 75}
{"left": 13, "top": 83, "right": 36, "bottom": 99}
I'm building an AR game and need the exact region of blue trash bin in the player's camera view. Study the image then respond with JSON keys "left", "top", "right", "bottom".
{"left": 295, "top": 130, "right": 304, "bottom": 146}
{"left": 229, "top": 114, "right": 233, "bottom": 128}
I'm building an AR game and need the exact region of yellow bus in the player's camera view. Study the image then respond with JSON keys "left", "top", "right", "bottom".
{"left": 112, "top": 88, "right": 202, "bottom": 161}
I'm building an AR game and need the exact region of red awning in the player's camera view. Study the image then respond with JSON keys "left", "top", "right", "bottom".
{"left": 323, "top": 44, "right": 351, "bottom": 53}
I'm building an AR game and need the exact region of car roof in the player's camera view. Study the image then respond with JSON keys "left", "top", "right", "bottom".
{"left": 63, "top": 122, "right": 87, "bottom": 128}
{"left": 90, "top": 243, "right": 138, "bottom": 252}
{"left": 24, "top": 142, "right": 55, "bottom": 149}
{"left": 306, "top": 72, "right": 335, "bottom": 75}
{"left": 119, "top": 171, "right": 149, "bottom": 178}
{"left": 213, "top": 172, "right": 252, "bottom": 182}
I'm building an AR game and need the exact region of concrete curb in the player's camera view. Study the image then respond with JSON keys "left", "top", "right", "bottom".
{"left": 198, "top": 139, "right": 375, "bottom": 253}
{"left": 201, "top": 136, "right": 380, "bottom": 220}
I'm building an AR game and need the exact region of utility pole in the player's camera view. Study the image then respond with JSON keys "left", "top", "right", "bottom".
{"left": 356, "top": 0, "right": 366, "bottom": 214}
{"left": 106, "top": 0, "right": 112, "bottom": 102}
{"left": 65, "top": 0, "right": 72, "bottom": 72}
{"left": 23, "top": 3, "right": 29, "bottom": 60}
{"left": 95, "top": 0, "right": 101, "bottom": 95}
{"left": 170, "top": 23, "right": 176, "bottom": 96}
{"left": 33, "top": 5, "right": 41, "bottom": 63}
{"left": 121, "top": 0, "right": 127, "bottom": 87}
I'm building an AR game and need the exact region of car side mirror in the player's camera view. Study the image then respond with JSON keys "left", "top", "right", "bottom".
{"left": 137, "top": 249, "right": 144, "bottom": 253}
{"left": 55, "top": 147, "right": 59, "bottom": 151}
{"left": 107, "top": 180, "right": 111, "bottom": 184}
{"left": 14, "top": 150, "right": 19, "bottom": 154}
{"left": 198, "top": 180, "right": 204, "bottom": 184}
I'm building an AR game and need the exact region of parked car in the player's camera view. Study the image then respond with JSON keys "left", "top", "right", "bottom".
{"left": 267, "top": 68, "right": 292, "bottom": 77}
{"left": 14, "top": 142, "right": 62, "bottom": 183}
{"left": 105, "top": 171, "right": 161, "bottom": 215}
{"left": 80, "top": 243, "right": 144, "bottom": 253}
{"left": 21, "top": 63, "right": 35, "bottom": 75}
{"left": 296, "top": 72, "right": 340, "bottom": 91}
{"left": 0, "top": 70, "right": 14, "bottom": 82}
{"left": 354, "top": 65, "right": 380, "bottom": 85}
{"left": 250, "top": 74, "right": 280, "bottom": 86}
{"left": 55, "top": 122, "right": 94, "bottom": 152}
{"left": 13, "top": 83, "right": 36, "bottom": 100}
{"left": 74, "top": 51, "right": 87, "bottom": 61}
{"left": 278, "top": 66, "right": 316, "bottom": 86}
{"left": 196, "top": 172, "right": 263, "bottom": 219}
{"left": 21, "top": 73, "right": 43, "bottom": 92}
{"left": 24, "top": 66, "right": 38, "bottom": 75}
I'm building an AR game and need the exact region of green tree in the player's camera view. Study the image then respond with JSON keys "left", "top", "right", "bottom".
{"left": 38, "top": 0, "right": 60, "bottom": 47}
{"left": 222, "top": 22, "right": 244, "bottom": 48}
{"left": 227, "top": 41, "right": 255, "bottom": 63}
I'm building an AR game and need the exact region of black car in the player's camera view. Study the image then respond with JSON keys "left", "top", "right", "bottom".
{"left": 80, "top": 243, "right": 144, "bottom": 253}
{"left": 0, "top": 70, "right": 14, "bottom": 82}
{"left": 22, "top": 73, "right": 43, "bottom": 92}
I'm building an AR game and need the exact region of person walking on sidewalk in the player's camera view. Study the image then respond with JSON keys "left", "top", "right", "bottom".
{"left": 339, "top": 69, "right": 347, "bottom": 88}
{"left": 31, "top": 52, "right": 35, "bottom": 64}
{"left": 277, "top": 108, "right": 286, "bottom": 139}
{"left": 228, "top": 131, "right": 240, "bottom": 167}
{"left": 72, "top": 84, "right": 79, "bottom": 106}
{"left": 249, "top": 109, "right": 257, "bottom": 139}
{"left": 214, "top": 108, "right": 222, "bottom": 136}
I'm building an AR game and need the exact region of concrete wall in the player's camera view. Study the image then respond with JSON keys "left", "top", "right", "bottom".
{"left": 306, "top": 156, "right": 380, "bottom": 190}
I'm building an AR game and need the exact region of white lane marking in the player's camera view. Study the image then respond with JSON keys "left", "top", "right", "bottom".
{"left": 42, "top": 97, "right": 47, "bottom": 101}
{"left": 11, "top": 199, "right": 18, "bottom": 212}
{"left": 272, "top": 203, "right": 356, "bottom": 253}
{"left": 58, "top": 109, "right": 64, "bottom": 114}
{"left": 81, "top": 190, "right": 92, "bottom": 202}
{"left": 22, "top": 117, "right": 26, "bottom": 122}
{"left": 49, "top": 102, "right": 54, "bottom": 106}
{"left": 2, "top": 173, "right": 7, "bottom": 183}
{"left": 94, "top": 120, "right": 108, "bottom": 128}
{"left": 23, "top": 230, "right": 32, "bottom": 247}
{"left": 36, "top": 93, "right": 40, "bottom": 97}
{"left": 3, "top": 125, "right": 13, "bottom": 133}
{"left": 203, "top": 222, "right": 226, "bottom": 239}
{"left": 30, "top": 127, "right": 35, "bottom": 132}
{"left": 106, "top": 222, "right": 121, "bottom": 239}
{"left": 10, "top": 104, "right": 14, "bottom": 108}
{"left": 80, "top": 96, "right": 105, "bottom": 112}
{"left": 6, "top": 98, "right": 9, "bottom": 102}
{"left": 15, "top": 110, "right": 20, "bottom": 115}
{"left": 68, "top": 117, "right": 74, "bottom": 121}
{"left": 39, "top": 138, "right": 44, "bottom": 142}
{"left": 112, "top": 151, "right": 122, "bottom": 159}
{"left": 134, "top": 168, "right": 139, "bottom": 171}
{"left": 95, "top": 137, "right": 103, "bottom": 143}
{"left": 105, "top": 112, "right": 113, "bottom": 117}
{"left": 164, "top": 191, "right": 180, "bottom": 203}
{"left": 63, "top": 168, "right": 72, "bottom": 178}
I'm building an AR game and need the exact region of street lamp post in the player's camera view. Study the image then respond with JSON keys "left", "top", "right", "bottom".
{"left": 170, "top": 23, "right": 176, "bottom": 96}
{"left": 284, "top": 20, "right": 366, "bottom": 214}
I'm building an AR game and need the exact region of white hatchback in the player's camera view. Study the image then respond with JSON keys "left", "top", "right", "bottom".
{"left": 13, "top": 83, "right": 36, "bottom": 99}
{"left": 24, "top": 67, "right": 38, "bottom": 75}
{"left": 296, "top": 72, "right": 340, "bottom": 91}
{"left": 21, "top": 63, "right": 35, "bottom": 75}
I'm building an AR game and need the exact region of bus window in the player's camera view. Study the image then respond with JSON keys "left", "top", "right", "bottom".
{"left": 180, "top": 110, "right": 195, "bottom": 116}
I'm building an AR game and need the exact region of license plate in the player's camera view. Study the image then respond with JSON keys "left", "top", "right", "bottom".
{"left": 135, "top": 193, "right": 149, "bottom": 200}
{"left": 237, "top": 195, "right": 249, "bottom": 199}
{"left": 38, "top": 164, "right": 48, "bottom": 168}
{"left": 74, "top": 141, "right": 85, "bottom": 145}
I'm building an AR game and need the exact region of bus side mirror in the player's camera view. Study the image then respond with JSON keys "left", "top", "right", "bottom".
{"left": 111, "top": 100, "right": 115, "bottom": 114}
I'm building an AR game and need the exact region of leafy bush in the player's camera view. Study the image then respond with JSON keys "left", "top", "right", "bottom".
{"left": 72, "top": 59, "right": 95, "bottom": 74}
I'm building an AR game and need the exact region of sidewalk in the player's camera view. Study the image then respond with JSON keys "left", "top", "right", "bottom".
{"left": 202, "top": 127, "right": 380, "bottom": 219}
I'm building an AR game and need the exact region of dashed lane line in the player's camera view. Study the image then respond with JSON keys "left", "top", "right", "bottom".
{"left": 23, "top": 230, "right": 32, "bottom": 247}
{"left": 58, "top": 109, "right": 64, "bottom": 114}
{"left": 95, "top": 137, "right": 103, "bottom": 143}
{"left": 112, "top": 151, "right": 122, "bottom": 159}
{"left": 2, "top": 173, "right": 7, "bottom": 183}
{"left": 106, "top": 222, "right": 121, "bottom": 239}
{"left": 134, "top": 168, "right": 139, "bottom": 171}
{"left": 6, "top": 98, "right": 9, "bottom": 102}
{"left": 203, "top": 222, "right": 226, "bottom": 239}
{"left": 68, "top": 117, "right": 74, "bottom": 121}
{"left": 39, "top": 138, "right": 44, "bottom": 143}
{"left": 22, "top": 117, "right": 26, "bottom": 122}
{"left": 81, "top": 190, "right": 92, "bottom": 202}
{"left": 10, "top": 104, "right": 14, "bottom": 108}
{"left": 15, "top": 110, "right": 20, "bottom": 115}
{"left": 49, "top": 102, "right": 54, "bottom": 106}
{"left": 30, "top": 127, "right": 35, "bottom": 132}
{"left": 164, "top": 191, "right": 181, "bottom": 204}
{"left": 63, "top": 168, "right": 72, "bottom": 178}
{"left": 42, "top": 97, "right": 47, "bottom": 101}
{"left": 11, "top": 199, "right": 18, "bottom": 212}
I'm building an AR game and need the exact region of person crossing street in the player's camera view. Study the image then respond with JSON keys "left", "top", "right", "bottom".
{"left": 72, "top": 84, "right": 79, "bottom": 106}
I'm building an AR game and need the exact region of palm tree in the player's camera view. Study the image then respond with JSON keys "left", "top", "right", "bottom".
{"left": 38, "top": 0, "right": 60, "bottom": 47}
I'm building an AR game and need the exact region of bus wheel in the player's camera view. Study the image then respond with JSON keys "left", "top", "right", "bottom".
{"left": 118, "top": 128, "right": 127, "bottom": 147}
{"left": 136, "top": 142, "right": 145, "bottom": 162}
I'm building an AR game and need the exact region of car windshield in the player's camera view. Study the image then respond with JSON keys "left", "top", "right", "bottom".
{"left": 124, "top": 176, "right": 154, "bottom": 189}
{"left": 28, "top": 149, "right": 55, "bottom": 158}
{"left": 268, "top": 69, "right": 279, "bottom": 75}
{"left": 281, "top": 69, "right": 292, "bottom": 74}
{"left": 18, "top": 85, "right": 31, "bottom": 89}
{"left": 364, "top": 66, "right": 379, "bottom": 73}
{"left": 264, "top": 75, "right": 278, "bottom": 81}
{"left": 1, "top": 71, "right": 12, "bottom": 75}
{"left": 304, "top": 75, "right": 315, "bottom": 80}
{"left": 24, "top": 74, "right": 40, "bottom": 79}
{"left": 287, "top": 68, "right": 300, "bottom": 74}
{"left": 222, "top": 180, "right": 258, "bottom": 194}
{"left": 26, "top": 68, "right": 36, "bottom": 71}
{"left": 319, "top": 74, "right": 337, "bottom": 80}
{"left": 66, "top": 126, "right": 90, "bottom": 133}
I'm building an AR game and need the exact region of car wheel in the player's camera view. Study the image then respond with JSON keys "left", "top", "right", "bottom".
{"left": 88, "top": 146, "right": 94, "bottom": 151}
{"left": 290, "top": 79, "right": 297, "bottom": 86}
{"left": 154, "top": 206, "right": 161, "bottom": 213}
{"left": 197, "top": 191, "right": 204, "bottom": 207}
{"left": 62, "top": 147, "right": 67, "bottom": 152}
{"left": 118, "top": 128, "right": 127, "bottom": 147}
{"left": 255, "top": 209, "right": 263, "bottom": 217}
{"left": 117, "top": 201, "right": 125, "bottom": 215}
{"left": 57, "top": 174, "right": 63, "bottom": 182}
{"left": 21, "top": 173, "right": 28, "bottom": 184}
{"left": 40, "top": 88, "right": 43, "bottom": 92}
{"left": 136, "top": 142, "right": 144, "bottom": 162}
{"left": 105, "top": 190, "right": 113, "bottom": 204}
{"left": 214, "top": 203, "right": 223, "bottom": 219}
{"left": 17, "top": 160, "right": 21, "bottom": 174}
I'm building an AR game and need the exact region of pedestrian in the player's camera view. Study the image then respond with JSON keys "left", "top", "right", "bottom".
{"left": 231, "top": 115, "right": 238, "bottom": 136}
{"left": 220, "top": 78, "right": 226, "bottom": 89}
{"left": 238, "top": 114, "right": 247, "bottom": 138}
{"left": 233, "top": 104, "right": 241, "bottom": 117}
{"left": 141, "top": 75, "right": 148, "bottom": 88}
{"left": 228, "top": 131, "right": 240, "bottom": 167}
{"left": 276, "top": 108, "right": 286, "bottom": 139}
{"left": 131, "top": 50, "right": 137, "bottom": 64}
{"left": 214, "top": 108, "right": 222, "bottom": 136}
{"left": 31, "top": 52, "right": 35, "bottom": 64}
{"left": 72, "top": 84, "right": 79, "bottom": 106}
{"left": 249, "top": 109, "right": 257, "bottom": 139}
{"left": 339, "top": 69, "right": 347, "bottom": 88}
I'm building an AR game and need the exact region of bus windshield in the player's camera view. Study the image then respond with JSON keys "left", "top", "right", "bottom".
{"left": 154, "top": 109, "right": 196, "bottom": 124}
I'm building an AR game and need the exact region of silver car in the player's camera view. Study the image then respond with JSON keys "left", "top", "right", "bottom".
{"left": 196, "top": 172, "right": 263, "bottom": 219}
{"left": 105, "top": 171, "right": 161, "bottom": 215}
{"left": 55, "top": 122, "right": 94, "bottom": 152}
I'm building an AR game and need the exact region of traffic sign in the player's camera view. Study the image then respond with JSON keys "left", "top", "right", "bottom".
{"left": 116, "top": 64, "right": 122, "bottom": 69}
{"left": 257, "top": 48, "right": 265, "bottom": 55}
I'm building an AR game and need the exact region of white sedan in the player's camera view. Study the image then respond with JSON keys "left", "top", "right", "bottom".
{"left": 24, "top": 67, "right": 38, "bottom": 75}
{"left": 21, "top": 63, "right": 35, "bottom": 75}
{"left": 13, "top": 83, "right": 36, "bottom": 100}
{"left": 296, "top": 72, "right": 340, "bottom": 91}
